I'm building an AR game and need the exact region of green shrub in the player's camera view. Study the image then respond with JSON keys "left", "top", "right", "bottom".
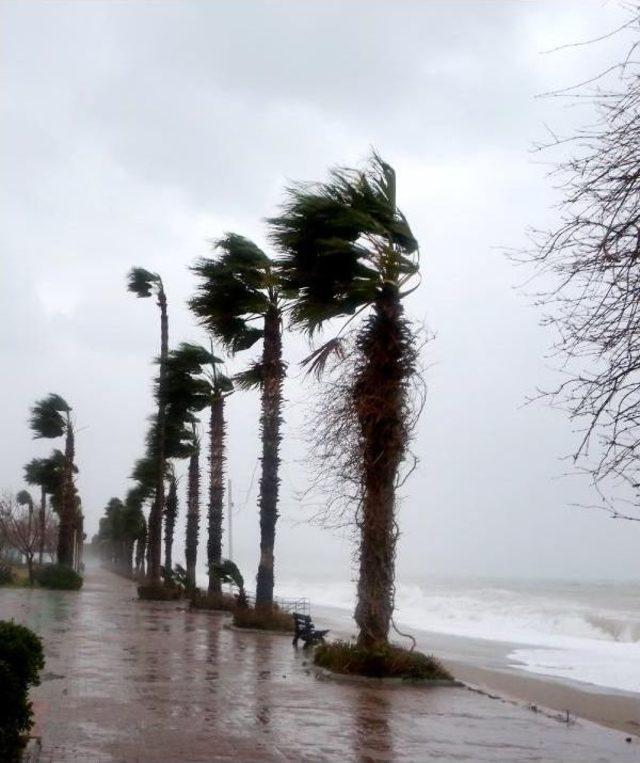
{"left": 233, "top": 605, "right": 293, "bottom": 632}
{"left": 137, "top": 583, "right": 182, "bottom": 601}
{"left": 314, "top": 640, "right": 452, "bottom": 681}
{"left": 0, "top": 621, "right": 45, "bottom": 761}
{"left": 0, "top": 563, "right": 14, "bottom": 585}
{"left": 190, "top": 590, "right": 236, "bottom": 612}
{"left": 35, "top": 564, "right": 83, "bottom": 591}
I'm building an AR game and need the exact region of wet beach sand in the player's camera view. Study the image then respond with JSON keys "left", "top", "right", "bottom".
{"left": 1, "top": 567, "right": 638, "bottom": 762}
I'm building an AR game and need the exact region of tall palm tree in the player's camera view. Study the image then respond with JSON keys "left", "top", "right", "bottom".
{"left": 190, "top": 236, "right": 286, "bottom": 607}
{"left": 29, "top": 394, "right": 78, "bottom": 567}
{"left": 127, "top": 267, "right": 168, "bottom": 584}
{"left": 163, "top": 341, "right": 233, "bottom": 595}
{"left": 269, "top": 154, "right": 420, "bottom": 648}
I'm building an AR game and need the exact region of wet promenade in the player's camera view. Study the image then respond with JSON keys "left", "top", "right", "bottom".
{"left": 1, "top": 567, "right": 638, "bottom": 762}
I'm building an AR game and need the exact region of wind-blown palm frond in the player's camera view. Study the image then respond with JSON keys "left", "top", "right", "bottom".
{"left": 127, "top": 267, "right": 161, "bottom": 298}
{"left": 300, "top": 338, "right": 347, "bottom": 379}
{"left": 24, "top": 451, "right": 69, "bottom": 496}
{"left": 131, "top": 456, "right": 157, "bottom": 500}
{"left": 29, "top": 394, "right": 71, "bottom": 439}
{"left": 234, "top": 361, "right": 265, "bottom": 391}
{"left": 189, "top": 234, "right": 273, "bottom": 354}
{"left": 210, "top": 559, "right": 244, "bottom": 590}
{"left": 268, "top": 153, "right": 419, "bottom": 334}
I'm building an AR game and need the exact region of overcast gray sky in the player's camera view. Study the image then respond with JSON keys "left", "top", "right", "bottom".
{"left": 1, "top": 0, "right": 638, "bottom": 587}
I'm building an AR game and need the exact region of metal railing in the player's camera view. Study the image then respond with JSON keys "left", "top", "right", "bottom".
{"left": 243, "top": 593, "right": 310, "bottom": 615}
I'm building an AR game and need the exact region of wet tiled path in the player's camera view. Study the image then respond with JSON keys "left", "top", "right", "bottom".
{"left": 1, "top": 567, "right": 638, "bottom": 761}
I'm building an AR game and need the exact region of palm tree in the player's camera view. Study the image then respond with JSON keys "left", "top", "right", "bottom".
{"left": 269, "top": 154, "right": 420, "bottom": 648}
{"left": 190, "top": 236, "right": 286, "bottom": 607}
{"left": 163, "top": 341, "right": 234, "bottom": 595}
{"left": 24, "top": 456, "right": 58, "bottom": 564}
{"left": 127, "top": 267, "right": 168, "bottom": 584}
{"left": 29, "top": 394, "right": 78, "bottom": 568}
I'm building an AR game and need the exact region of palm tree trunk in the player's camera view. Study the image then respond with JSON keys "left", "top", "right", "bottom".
{"left": 255, "top": 306, "right": 284, "bottom": 607}
{"left": 57, "top": 421, "right": 75, "bottom": 567}
{"left": 135, "top": 522, "right": 147, "bottom": 577}
{"left": 147, "top": 287, "right": 168, "bottom": 583}
{"left": 354, "top": 286, "right": 406, "bottom": 648}
{"left": 207, "top": 395, "right": 225, "bottom": 595}
{"left": 38, "top": 486, "right": 46, "bottom": 565}
{"left": 185, "top": 445, "right": 200, "bottom": 591}
{"left": 163, "top": 476, "right": 177, "bottom": 578}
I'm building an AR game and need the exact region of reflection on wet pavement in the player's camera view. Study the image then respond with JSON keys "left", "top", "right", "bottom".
{"left": 0, "top": 567, "right": 637, "bottom": 762}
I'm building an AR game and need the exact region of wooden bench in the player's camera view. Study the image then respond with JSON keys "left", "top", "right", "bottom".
{"left": 292, "top": 612, "right": 329, "bottom": 648}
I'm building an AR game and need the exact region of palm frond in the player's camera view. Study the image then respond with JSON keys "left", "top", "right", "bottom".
{"left": 210, "top": 559, "right": 244, "bottom": 590}
{"left": 268, "top": 152, "right": 419, "bottom": 334}
{"left": 234, "top": 361, "right": 265, "bottom": 390}
{"left": 189, "top": 234, "right": 274, "bottom": 354}
{"left": 30, "top": 394, "right": 70, "bottom": 439}
{"left": 127, "top": 267, "right": 161, "bottom": 298}
{"left": 300, "top": 337, "right": 347, "bottom": 379}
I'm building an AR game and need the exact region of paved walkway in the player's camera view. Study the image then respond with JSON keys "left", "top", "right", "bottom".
{"left": 1, "top": 567, "right": 638, "bottom": 761}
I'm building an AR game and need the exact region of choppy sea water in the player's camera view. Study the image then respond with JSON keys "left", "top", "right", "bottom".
{"left": 274, "top": 577, "right": 640, "bottom": 694}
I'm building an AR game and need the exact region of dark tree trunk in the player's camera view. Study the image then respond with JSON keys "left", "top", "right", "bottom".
{"left": 354, "top": 286, "right": 407, "bottom": 648}
{"left": 185, "top": 445, "right": 200, "bottom": 591}
{"left": 255, "top": 306, "right": 284, "bottom": 608}
{"left": 125, "top": 538, "right": 134, "bottom": 575}
{"left": 207, "top": 395, "right": 225, "bottom": 595}
{"left": 38, "top": 486, "right": 46, "bottom": 565}
{"left": 57, "top": 420, "right": 75, "bottom": 567}
{"left": 74, "top": 513, "right": 84, "bottom": 573}
{"left": 147, "top": 287, "right": 168, "bottom": 584}
{"left": 164, "top": 475, "right": 178, "bottom": 578}
{"left": 135, "top": 522, "right": 147, "bottom": 577}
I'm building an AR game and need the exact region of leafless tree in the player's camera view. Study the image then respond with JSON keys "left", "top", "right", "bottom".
{"left": 0, "top": 493, "right": 58, "bottom": 582}
{"left": 524, "top": 9, "right": 640, "bottom": 518}
{"left": 0, "top": 493, "right": 39, "bottom": 583}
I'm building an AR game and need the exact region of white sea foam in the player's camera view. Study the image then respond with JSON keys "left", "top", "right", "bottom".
{"left": 274, "top": 576, "right": 640, "bottom": 694}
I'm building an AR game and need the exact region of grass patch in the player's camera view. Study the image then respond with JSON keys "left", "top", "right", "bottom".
{"left": 34, "top": 564, "right": 82, "bottom": 591}
{"left": 232, "top": 605, "right": 293, "bottom": 632}
{"left": 137, "top": 583, "right": 183, "bottom": 601}
{"left": 314, "top": 640, "right": 453, "bottom": 681}
{"left": 190, "top": 590, "right": 236, "bottom": 612}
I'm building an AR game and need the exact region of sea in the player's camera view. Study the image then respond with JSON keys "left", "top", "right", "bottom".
{"left": 272, "top": 576, "right": 640, "bottom": 695}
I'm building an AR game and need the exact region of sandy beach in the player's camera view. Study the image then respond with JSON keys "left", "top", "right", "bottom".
{"left": 0, "top": 566, "right": 638, "bottom": 762}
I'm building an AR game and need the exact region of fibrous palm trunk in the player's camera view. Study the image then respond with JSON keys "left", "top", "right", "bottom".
{"left": 354, "top": 286, "right": 408, "bottom": 648}
{"left": 207, "top": 395, "right": 225, "bottom": 595}
{"left": 185, "top": 445, "right": 200, "bottom": 591}
{"left": 57, "top": 420, "right": 75, "bottom": 567}
{"left": 255, "top": 306, "right": 284, "bottom": 607}
{"left": 164, "top": 475, "right": 178, "bottom": 578}
{"left": 135, "top": 522, "right": 147, "bottom": 577}
{"left": 38, "top": 486, "right": 46, "bottom": 564}
{"left": 147, "top": 288, "right": 168, "bottom": 583}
